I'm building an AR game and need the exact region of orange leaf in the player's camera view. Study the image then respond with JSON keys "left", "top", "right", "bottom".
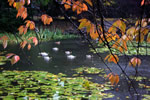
{"left": 85, "top": 0, "right": 92, "bottom": 6}
{"left": 11, "top": 55, "right": 20, "bottom": 65}
{"left": 82, "top": 3, "right": 88, "bottom": 11}
{"left": 141, "top": 0, "right": 145, "bottom": 6}
{"left": 64, "top": 1, "right": 71, "bottom": 10}
{"left": 8, "top": 0, "right": 14, "bottom": 6}
{"left": 25, "top": 20, "right": 35, "bottom": 30}
{"left": 107, "top": 73, "right": 119, "bottom": 85}
{"left": 27, "top": 44, "right": 31, "bottom": 50}
{"left": 46, "top": 17, "right": 53, "bottom": 25}
{"left": 20, "top": 41, "right": 27, "bottom": 49}
{"left": 41, "top": 14, "right": 53, "bottom": 25}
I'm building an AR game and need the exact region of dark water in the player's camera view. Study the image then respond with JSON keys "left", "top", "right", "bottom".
{"left": 1, "top": 38, "right": 150, "bottom": 100}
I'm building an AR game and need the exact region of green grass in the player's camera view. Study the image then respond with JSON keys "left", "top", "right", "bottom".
{"left": 0, "top": 28, "right": 78, "bottom": 44}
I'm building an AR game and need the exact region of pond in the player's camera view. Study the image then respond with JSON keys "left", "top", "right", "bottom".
{"left": 1, "top": 38, "right": 150, "bottom": 100}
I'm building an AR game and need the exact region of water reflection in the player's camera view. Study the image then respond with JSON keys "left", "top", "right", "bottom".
{"left": 1, "top": 39, "right": 96, "bottom": 76}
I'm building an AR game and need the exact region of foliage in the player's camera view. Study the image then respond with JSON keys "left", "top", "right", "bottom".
{"left": 0, "top": 71, "right": 114, "bottom": 99}
{"left": 0, "top": 0, "right": 150, "bottom": 98}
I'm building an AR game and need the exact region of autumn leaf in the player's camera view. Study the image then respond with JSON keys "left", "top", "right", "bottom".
{"left": 11, "top": 55, "right": 20, "bottom": 65}
{"left": 85, "top": 0, "right": 92, "bottom": 6}
{"left": 41, "top": 14, "right": 53, "bottom": 25}
{"left": 64, "top": 0, "right": 71, "bottom": 10}
{"left": 107, "top": 73, "right": 119, "bottom": 85}
{"left": 141, "top": 0, "right": 145, "bottom": 6}
{"left": 33, "top": 37, "right": 38, "bottom": 46}
{"left": 28, "top": 37, "right": 38, "bottom": 46}
{"left": 16, "top": 6, "right": 27, "bottom": 19}
{"left": 20, "top": 41, "right": 27, "bottom": 49}
{"left": 82, "top": 3, "right": 88, "bottom": 11}
{"left": 18, "top": 25, "right": 28, "bottom": 35}
{"left": 0, "top": 36, "right": 8, "bottom": 49}
{"left": 25, "top": 20, "right": 35, "bottom": 30}
{"left": 8, "top": 0, "right": 14, "bottom": 6}
{"left": 27, "top": 43, "right": 31, "bottom": 50}
{"left": 105, "top": 54, "right": 119, "bottom": 64}
{"left": 129, "top": 57, "right": 141, "bottom": 67}
{"left": 5, "top": 53, "right": 20, "bottom": 65}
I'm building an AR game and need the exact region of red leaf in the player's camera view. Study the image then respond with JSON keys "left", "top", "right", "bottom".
{"left": 11, "top": 55, "right": 20, "bottom": 65}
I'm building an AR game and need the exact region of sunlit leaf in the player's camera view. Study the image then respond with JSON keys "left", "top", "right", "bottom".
{"left": 27, "top": 43, "right": 31, "bottom": 50}
{"left": 64, "top": 0, "right": 71, "bottom": 10}
{"left": 82, "top": 3, "right": 88, "bottom": 11}
{"left": 85, "top": 0, "right": 92, "bottom": 6}
{"left": 41, "top": 14, "right": 53, "bottom": 25}
{"left": 141, "top": 0, "right": 145, "bottom": 6}
{"left": 8, "top": 0, "right": 14, "bottom": 6}
{"left": 25, "top": 20, "right": 35, "bottom": 30}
